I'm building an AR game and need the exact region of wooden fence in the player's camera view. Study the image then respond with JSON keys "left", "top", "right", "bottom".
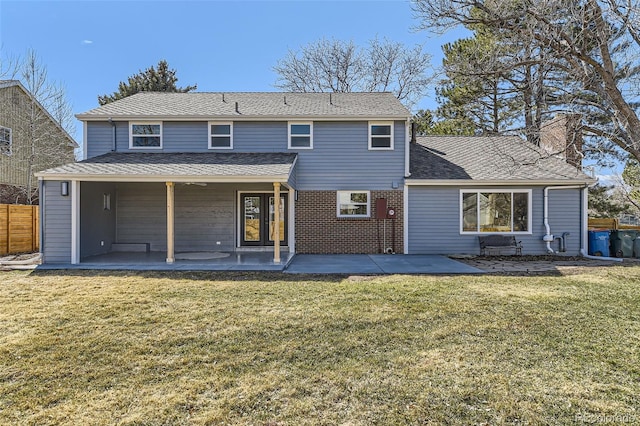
{"left": 588, "top": 218, "right": 640, "bottom": 231}
{"left": 0, "top": 204, "right": 39, "bottom": 255}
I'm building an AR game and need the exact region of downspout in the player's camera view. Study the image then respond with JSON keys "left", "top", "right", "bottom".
{"left": 404, "top": 119, "right": 411, "bottom": 254}
{"left": 578, "top": 185, "right": 622, "bottom": 262}
{"left": 108, "top": 117, "right": 116, "bottom": 152}
{"left": 39, "top": 178, "right": 45, "bottom": 259}
{"left": 404, "top": 118, "right": 411, "bottom": 178}
{"left": 543, "top": 185, "right": 585, "bottom": 253}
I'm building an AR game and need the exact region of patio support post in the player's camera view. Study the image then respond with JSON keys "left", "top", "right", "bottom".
{"left": 166, "top": 182, "right": 175, "bottom": 264}
{"left": 273, "top": 182, "right": 281, "bottom": 263}
{"left": 71, "top": 180, "right": 80, "bottom": 264}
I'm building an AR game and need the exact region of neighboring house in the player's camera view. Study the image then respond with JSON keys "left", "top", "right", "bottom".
{"left": 0, "top": 80, "right": 78, "bottom": 204}
{"left": 35, "top": 92, "right": 594, "bottom": 265}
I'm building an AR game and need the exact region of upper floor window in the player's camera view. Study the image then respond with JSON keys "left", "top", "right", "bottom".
{"left": 130, "top": 122, "right": 162, "bottom": 149}
{"left": 461, "top": 190, "right": 531, "bottom": 234}
{"left": 337, "top": 190, "right": 370, "bottom": 218}
{"left": 209, "top": 122, "right": 233, "bottom": 149}
{"left": 369, "top": 121, "right": 394, "bottom": 150}
{"left": 288, "top": 122, "right": 313, "bottom": 149}
{"left": 0, "top": 126, "right": 11, "bottom": 155}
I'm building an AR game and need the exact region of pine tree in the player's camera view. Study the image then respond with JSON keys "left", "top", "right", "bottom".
{"left": 98, "top": 60, "right": 197, "bottom": 105}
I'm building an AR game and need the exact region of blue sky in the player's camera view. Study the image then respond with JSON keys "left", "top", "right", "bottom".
{"left": 0, "top": 0, "right": 618, "bottom": 179}
{"left": 0, "top": 0, "right": 461, "bottom": 143}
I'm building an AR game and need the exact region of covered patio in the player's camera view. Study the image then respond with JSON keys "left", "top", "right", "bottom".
{"left": 37, "top": 152, "right": 298, "bottom": 266}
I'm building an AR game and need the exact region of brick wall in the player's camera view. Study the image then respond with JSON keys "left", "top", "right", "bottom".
{"left": 295, "top": 190, "right": 403, "bottom": 254}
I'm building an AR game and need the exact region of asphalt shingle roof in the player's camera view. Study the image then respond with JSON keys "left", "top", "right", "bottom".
{"left": 410, "top": 136, "right": 594, "bottom": 182}
{"left": 76, "top": 92, "right": 410, "bottom": 119}
{"left": 36, "top": 152, "right": 297, "bottom": 180}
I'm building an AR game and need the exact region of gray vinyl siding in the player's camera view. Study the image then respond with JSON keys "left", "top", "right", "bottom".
{"left": 115, "top": 183, "right": 168, "bottom": 250}
{"left": 113, "top": 182, "right": 274, "bottom": 252}
{"left": 80, "top": 182, "right": 116, "bottom": 258}
{"left": 174, "top": 184, "right": 235, "bottom": 251}
{"left": 407, "top": 186, "right": 583, "bottom": 255}
{"left": 547, "top": 189, "right": 583, "bottom": 254}
{"left": 42, "top": 180, "right": 71, "bottom": 263}
{"left": 287, "top": 158, "right": 297, "bottom": 189}
{"left": 233, "top": 121, "right": 288, "bottom": 152}
{"left": 295, "top": 121, "right": 405, "bottom": 190}
{"left": 84, "top": 121, "right": 406, "bottom": 190}
{"left": 86, "top": 121, "right": 128, "bottom": 158}
{"left": 87, "top": 121, "right": 284, "bottom": 157}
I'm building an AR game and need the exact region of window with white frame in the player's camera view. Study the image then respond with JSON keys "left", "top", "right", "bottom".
{"left": 209, "top": 122, "right": 233, "bottom": 149}
{"left": 0, "top": 126, "right": 11, "bottom": 155}
{"left": 130, "top": 122, "right": 162, "bottom": 148}
{"left": 288, "top": 122, "right": 313, "bottom": 149}
{"left": 461, "top": 190, "right": 531, "bottom": 233}
{"left": 369, "top": 121, "right": 393, "bottom": 150}
{"left": 337, "top": 191, "right": 370, "bottom": 217}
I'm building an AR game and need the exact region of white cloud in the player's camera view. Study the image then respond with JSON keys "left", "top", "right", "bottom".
{"left": 81, "top": 40, "right": 93, "bottom": 45}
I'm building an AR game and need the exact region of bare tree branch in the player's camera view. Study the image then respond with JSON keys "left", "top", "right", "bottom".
{"left": 274, "top": 37, "right": 434, "bottom": 109}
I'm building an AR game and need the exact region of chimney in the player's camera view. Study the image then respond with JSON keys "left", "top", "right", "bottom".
{"left": 539, "top": 114, "right": 583, "bottom": 169}
{"left": 411, "top": 121, "right": 417, "bottom": 143}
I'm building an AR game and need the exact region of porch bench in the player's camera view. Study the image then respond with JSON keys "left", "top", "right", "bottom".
{"left": 111, "top": 242, "right": 151, "bottom": 253}
{"left": 478, "top": 235, "right": 522, "bottom": 256}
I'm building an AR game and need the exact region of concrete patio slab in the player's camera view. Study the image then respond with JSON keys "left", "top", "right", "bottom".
{"left": 369, "top": 254, "right": 484, "bottom": 274}
{"left": 285, "top": 254, "right": 484, "bottom": 274}
{"left": 34, "top": 252, "right": 483, "bottom": 274}
{"left": 284, "top": 254, "right": 385, "bottom": 274}
{"left": 36, "top": 251, "right": 294, "bottom": 272}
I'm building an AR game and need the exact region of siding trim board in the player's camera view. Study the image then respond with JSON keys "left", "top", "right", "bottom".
{"left": 38, "top": 174, "right": 293, "bottom": 183}
{"left": 71, "top": 180, "right": 80, "bottom": 264}
{"left": 406, "top": 179, "right": 594, "bottom": 186}
{"left": 79, "top": 115, "right": 410, "bottom": 122}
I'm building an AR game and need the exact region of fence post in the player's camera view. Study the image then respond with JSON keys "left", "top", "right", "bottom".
{"left": 1, "top": 205, "right": 8, "bottom": 255}
{"left": 7, "top": 205, "right": 12, "bottom": 254}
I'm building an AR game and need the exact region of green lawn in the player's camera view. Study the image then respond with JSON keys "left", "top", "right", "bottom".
{"left": 1, "top": 267, "right": 639, "bottom": 425}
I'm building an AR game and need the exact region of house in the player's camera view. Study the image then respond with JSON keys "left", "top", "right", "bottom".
{"left": 0, "top": 80, "right": 78, "bottom": 204}
{"left": 35, "top": 92, "right": 594, "bottom": 266}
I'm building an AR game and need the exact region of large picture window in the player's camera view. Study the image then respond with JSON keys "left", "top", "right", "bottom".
{"left": 461, "top": 190, "right": 531, "bottom": 233}
{"left": 337, "top": 191, "right": 370, "bottom": 218}
{"left": 130, "top": 122, "right": 162, "bottom": 148}
{"left": 0, "top": 126, "right": 11, "bottom": 155}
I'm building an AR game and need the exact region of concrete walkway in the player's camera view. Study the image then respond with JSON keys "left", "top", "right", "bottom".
{"left": 285, "top": 254, "right": 484, "bottom": 274}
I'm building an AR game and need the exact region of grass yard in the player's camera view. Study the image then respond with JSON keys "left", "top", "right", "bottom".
{"left": 1, "top": 267, "right": 639, "bottom": 425}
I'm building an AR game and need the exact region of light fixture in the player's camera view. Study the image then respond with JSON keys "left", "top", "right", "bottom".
{"left": 61, "top": 181, "right": 69, "bottom": 196}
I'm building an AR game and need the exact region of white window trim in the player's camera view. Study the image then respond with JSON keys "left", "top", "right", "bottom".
{"left": 129, "top": 121, "right": 163, "bottom": 149}
{"left": 459, "top": 189, "right": 533, "bottom": 235}
{"left": 208, "top": 121, "right": 233, "bottom": 150}
{"left": 337, "top": 190, "right": 371, "bottom": 218}
{"left": 368, "top": 121, "right": 394, "bottom": 151}
{"left": 0, "top": 126, "right": 12, "bottom": 155}
{"left": 288, "top": 121, "right": 313, "bottom": 150}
